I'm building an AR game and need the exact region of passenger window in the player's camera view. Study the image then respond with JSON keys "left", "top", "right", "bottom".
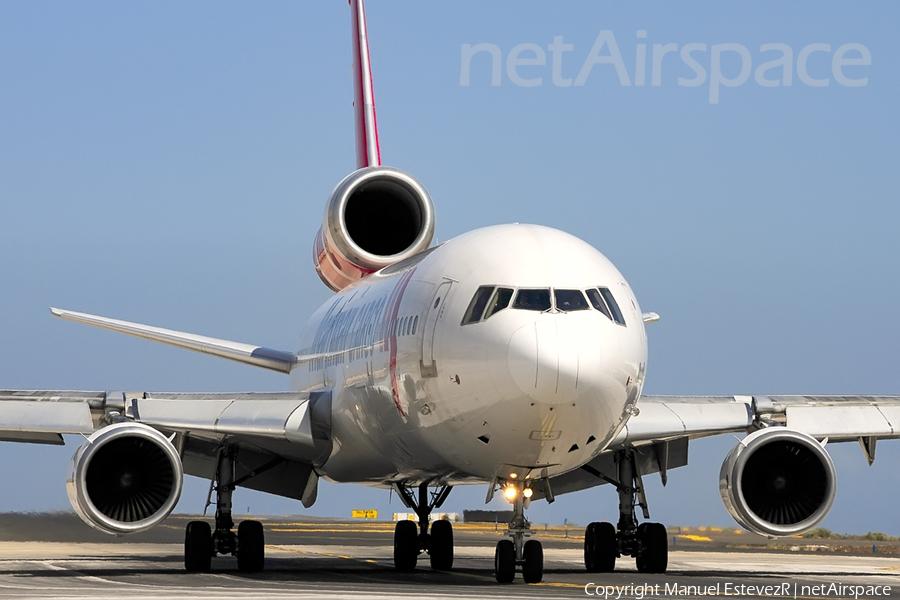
{"left": 586, "top": 288, "right": 612, "bottom": 320}
{"left": 513, "top": 289, "right": 552, "bottom": 311}
{"left": 554, "top": 289, "right": 589, "bottom": 311}
{"left": 461, "top": 286, "right": 494, "bottom": 325}
{"left": 412, "top": 315, "right": 418, "bottom": 335}
{"left": 599, "top": 288, "right": 626, "bottom": 326}
{"left": 485, "top": 287, "right": 514, "bottom": 319}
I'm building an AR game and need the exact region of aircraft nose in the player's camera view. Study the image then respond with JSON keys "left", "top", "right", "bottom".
{"left": 507, "top": 318, "right": 607, "bottom": 405}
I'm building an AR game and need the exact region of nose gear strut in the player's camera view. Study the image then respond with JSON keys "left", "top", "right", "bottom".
{"left": 493, "top": 479, "right": 544, "bottom": 584}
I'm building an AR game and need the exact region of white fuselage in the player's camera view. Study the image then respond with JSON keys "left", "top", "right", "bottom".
{"left": 290, "top": 224, "right": 648, "bottom": 486}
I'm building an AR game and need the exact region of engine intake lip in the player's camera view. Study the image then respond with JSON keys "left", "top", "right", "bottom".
{"left": 67, "top": 422, "right": 183, "bottom": 535}
{"left": 324, "top": 166, "right": 435, "bottom": 270}
{"left": 720, "top": 427, "right": 836, "bottom": 537}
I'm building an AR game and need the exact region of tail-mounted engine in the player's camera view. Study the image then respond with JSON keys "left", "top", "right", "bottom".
{"left": 719, "top": 427, "right": 836, "bottom": 537}
{"left": 313, "top": 166, "right": 435, "bottom": 291}
{"left": 67, "top": 422, "right": 184, "bottom": 535}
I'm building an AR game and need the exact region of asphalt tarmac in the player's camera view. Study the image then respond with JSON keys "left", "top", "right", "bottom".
{"left": 0, "top": 513, "right": 896, "bottom": 599}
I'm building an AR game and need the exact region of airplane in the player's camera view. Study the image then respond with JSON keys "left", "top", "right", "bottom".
{"left": 1, "top": 0, "right": 898, "bottom": 586}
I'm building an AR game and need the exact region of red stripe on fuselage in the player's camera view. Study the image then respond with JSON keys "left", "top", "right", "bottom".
{"left": 384, "top": 269, "right": 416, "bottom": 417}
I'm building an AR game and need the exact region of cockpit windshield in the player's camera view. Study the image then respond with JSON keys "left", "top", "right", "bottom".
{"left": 485, "top": 287, "right": 514, "bottom": 319}
{"left": 598, "top": 287, "right": 626, "bottom": 325}
{"left": 513, "top": 289, "right": 552, "bottom": 311}
{"left": 554, "top": 289, "right": 589, "bottom": 311}
{"left": 461, "top": 285, "right": 493, "bottom": 325}
{"left": 461, "top": 285, "right": 626, "bottom": 325}
{"left": 587, "top": 287, "right": 626, "bottom": 325}
{"left": 586, "top": 288, "right": 612, "bottom": 320}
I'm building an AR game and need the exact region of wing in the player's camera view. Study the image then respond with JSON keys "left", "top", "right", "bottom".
{"left": 51, "top": 308, "right": 295, "bottom": 373}
{"left": 546, "top": 394, "right": 900, "bottom": 498}
{"left": 625, "top": 394, "right": 900, "bottom": 444}
{"left": 0, "top": 389, "right": 331, "bottom": 506}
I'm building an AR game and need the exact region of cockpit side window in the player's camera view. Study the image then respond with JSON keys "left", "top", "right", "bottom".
{"left": 599, "top": 287, "right": 626, "bottom": 326}
{"left": 513, "top": 288, "right": 552, "bottom": 311}
{"left": 554, "top": 289, "right": 589, "bottom": 311}
{"left": 485, "top": 287, "right": 514, "bottom": 319}
{"left": 586, "top": 288, "right": 612, "bottom": 320}
{"left": 461, "top": 285, "right": 494, "bottom": 325}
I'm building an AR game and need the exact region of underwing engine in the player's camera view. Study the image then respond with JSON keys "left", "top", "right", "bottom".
{"left": 67, "top": 422, "right": 184, "bottom": 535}
{"left": 719, "top": 427, "right": 836, "bottom": 536}
{"left": 313, "top": 166, "right": 435, "bottom": 291}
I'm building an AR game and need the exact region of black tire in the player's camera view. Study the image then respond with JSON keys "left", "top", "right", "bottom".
{"left": 634, "top": 523, "right": 647, "bottom": 572}
{"left": 522, "top": 539, "right": 543, "bottom": 584}
{"left": 184, "top": 520, "right": 212, "bottom": 573}
{"left": 429, "top": 519, "right": 454, "bottom": 571}
{"left": 584, "top": 521, "right": 617, "bottom": 573}
{"left": 394, "top": 520, "right": 419, "bottom": 572}
{"left": 494, "top": 539, "right": 516, "bottom": 584}
{"left": 237, "top": 520, "right": 265, "bottom": 572}
{"left": 636, "top": 522, "right": 668, "bottom": 574}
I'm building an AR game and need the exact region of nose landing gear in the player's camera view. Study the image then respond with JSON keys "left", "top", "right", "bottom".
{"left": 583, "top": 450, "right": 668, "bottom": 574}
{"left": 494, "top": 479, "right": 543, "bottom": 584}
{"left": 392, "top": 483, "right": 454, "bottom": 572}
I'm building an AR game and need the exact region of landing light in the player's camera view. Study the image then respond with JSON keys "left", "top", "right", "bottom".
{"left": 509, "top": 473, "right": 518, "bottom": 479}
{"left": 503, "top": 486, "right": 518, "bottom": 501}
{"left": 523, "top": 488, "right": 533, "bottom": 499}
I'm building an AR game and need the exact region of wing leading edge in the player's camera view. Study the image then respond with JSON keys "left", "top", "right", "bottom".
{"left": 51, "top": 307, "right": 295, "bottom": 373}
{"left": 627, "top": 394, "right": 900, "bottom": 444}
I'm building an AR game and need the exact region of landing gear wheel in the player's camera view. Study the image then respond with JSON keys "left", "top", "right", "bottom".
{"left": 184, "top": 521, "right": 212, "bottom": 573}
{"left": 236, "top": 520, "right": 265, "bottom": 572}
{"left": 584, "top": 521, "right": 617, "bottom": 573}
{"left": 429, "top": 519, "right": 454, "bottom": 571}
{"left": 494, "top": 539, "right": 515, "bottom": 584}
{"left": 636, "top": 522, "right": 668, "bottom": 574}
{"left": 394, "top": 520, "right": 419, "bottom": 572}
{"left": 522, "top": 539, "right": 543, "bottom": 584}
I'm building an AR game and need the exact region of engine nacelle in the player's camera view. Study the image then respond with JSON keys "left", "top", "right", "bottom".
{"left": 719, "top": 427, "right": 836, "bottom": 537}
{"left": 67, "top": 422, "right": 184, "bottom": 535}
{"left": 313, "top": 166, "right": 435, "bottom": 291}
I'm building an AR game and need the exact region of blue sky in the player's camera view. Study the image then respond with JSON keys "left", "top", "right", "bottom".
{"left": 1, "top": 1, "right": 899, "bottom": 534}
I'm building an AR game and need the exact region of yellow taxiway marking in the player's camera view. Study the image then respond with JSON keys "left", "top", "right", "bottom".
{"left": 676, "top": 534, "right": 714, "bottom": 542}
{"left": 267, "top": 544, "right": 377, "bottom": 564}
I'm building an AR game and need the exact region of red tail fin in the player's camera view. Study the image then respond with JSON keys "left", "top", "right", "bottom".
{"left": 351, "top": 0, "right": 381, "bottom": 169}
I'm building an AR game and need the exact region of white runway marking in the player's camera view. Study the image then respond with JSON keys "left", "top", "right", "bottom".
{"left": 0, "top": 543, "right": 895, "bottom": 599}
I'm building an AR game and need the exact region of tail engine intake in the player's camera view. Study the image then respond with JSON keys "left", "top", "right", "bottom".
{"left": 719, "top": 427, "right": 836, "bottom": 536}
{"left": 314, "top": 166, "right": 435, "bottom": 291}
{"left": 67, "top": 422, "right": 184, "bottom": 535}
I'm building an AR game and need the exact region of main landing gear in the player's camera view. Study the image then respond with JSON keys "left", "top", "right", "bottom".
{"left": 184, "top": 446, "right": 266, "bottom": 573}
{"left": 583, "top": 450, "right": 667, "bottom": 574}
{"left": 494, "top": 479, "right": 543, "bottom": 584}
{"left": 393, "top": 483, "right": 454, "bottom": 572}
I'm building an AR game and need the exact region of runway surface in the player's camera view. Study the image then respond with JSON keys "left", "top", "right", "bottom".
{"left": 0, "top": 514, "right": 896, "bottom": 599}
